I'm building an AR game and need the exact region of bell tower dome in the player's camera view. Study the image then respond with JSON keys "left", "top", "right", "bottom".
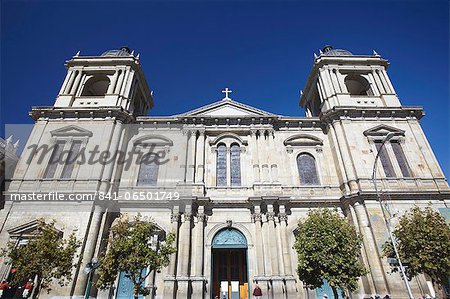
{"left": 300, "top": 46, "right": 401, "bottom": 117}
{"left": 54, "top": 47, "right": 153, "bottom": 116}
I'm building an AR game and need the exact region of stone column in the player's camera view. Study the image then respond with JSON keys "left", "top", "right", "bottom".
{"left": 279, "top": 209, "right": 297, "bottom": 298}
{"left": 191, "top": 207, "right": 206, "bottom": 298}
{"left": 267, "top": 130, "right": 278, "bottom": 182}
{"left": 380, "top": 70, "right": 395, "bottom": 93}
{"left": 73, "top": 204, "right": 104, "bottom": 295}
{"left": 258, "top": 130, "right": 269, "bottom": 182}
{"left": 348, "top": 204, "right": 375, "bottom": 296}
{"left": 250, "top": 129, "right": 260, "bottom": 182}
{"left": 61, "top": 70, "right": 75, "bottom": 94}
{"left": 353, "top": 202, "right": 389, "bottom": 294}
{"left": 163, "top": 209, "right": 180, "bottom": 298}
{"left": 267, "top": 205, "right": 283, "bottom": 298}
{"left": 69, "top": 71, "right": 83, "bottom": 95}
{"left": 118, "top": 68, "right": 128, "bottom": 96}
{"left": 252, "top": 206, "right": 265, "bottom": 276}
{"left": 99, "top": 121, "right": 123, "bottom": 193}
{"left": 114, "top": 69, "right": 125, "bottom": 94}
{"left": 122, "top": 68, "right": 135, "bottom": 97}
{"left": 185, "top": 130, "right": 197, "bottom": 183}
{"left": 176, "top": 209, "right": 192, "bottom": 298}
{"left": 331, "top": 121, "right": 358, "bottom": 193}
{"left": 318, "top": 69, "right": 332, "bottom": 98}
{"left": 367, "top": 72, "right": 381, "bottom": 96}
{"left": 194, "top": 131, "right": 205, "bottom": 183}
{"left": 329, "top": 68, "right": 342, "bottom": 93}
{"left": 226, "top": 146, "right": 231, "bottom": 186}
{"left": 107, "top": 70, "right": 119, "bottom": 94}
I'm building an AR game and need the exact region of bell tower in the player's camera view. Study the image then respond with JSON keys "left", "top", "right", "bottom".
{"left": 54, "top": 46, "right": 153, "bottom": 116}
{"left": 300, "top": 45, "right": 401, "bottom": 116}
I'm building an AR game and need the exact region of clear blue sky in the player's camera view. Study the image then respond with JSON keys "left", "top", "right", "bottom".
{"left": 1, "top": 1, "right": 449, "bottom": 176}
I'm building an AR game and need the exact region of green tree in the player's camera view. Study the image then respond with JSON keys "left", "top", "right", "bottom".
{"left": 294, "top": 208, "right": 366, "bottom": 298}
{"left": 1, "top": 220, "right": 81, "bottom": 296}
{"left": 382, "top": 206, "right": 450, "bottom": 295}
{"left": 96, "top": 215, "right": 176, "bottom": 299}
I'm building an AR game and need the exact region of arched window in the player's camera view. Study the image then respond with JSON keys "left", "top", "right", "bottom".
{"left": 230, "top": 144, "right": 241, "bottom": 186}
{"left": 216, "top": 144, "right": 227, "bottom": 186}
{"left": 344, "top": 74, "right": 373, "bottom": 96}
{"left": 137, "top": 153, "right": 159, "bottom": 186}
{"left": 81, "top": 75, "right": 110, "bottom": 96}
{"left": 297, "top": 153, "right": 319, "bottom": 185}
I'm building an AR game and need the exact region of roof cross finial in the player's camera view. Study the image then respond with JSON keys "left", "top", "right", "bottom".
{"left": 221, "top": 87, "right": 232, "bottom": 99}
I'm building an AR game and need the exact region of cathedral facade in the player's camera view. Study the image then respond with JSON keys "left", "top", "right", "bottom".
{"left": 0, "top": 46, "right": 448, "bottom": 299}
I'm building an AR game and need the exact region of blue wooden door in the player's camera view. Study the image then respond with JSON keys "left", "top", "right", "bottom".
{"left": 116, "top": 270, "right": 147, "bottom": 299}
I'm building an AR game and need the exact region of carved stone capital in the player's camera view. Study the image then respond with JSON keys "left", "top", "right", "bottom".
{"left": 184, "top": 212, "right": 192, "bottom": 222}
{"left": 279, "top": 213, "right": 288, "bottom": 222}
{"left": 170, "top": 213, "right": 180, "bottom": 223}
{"left": 197, "top": 212, "right": 207, "bottom": 223}
{"left": 266, "top": 212, "right": 276, "bottom": 222}
{"left": 252, "top": 213, "right": 262, "bottom": 223}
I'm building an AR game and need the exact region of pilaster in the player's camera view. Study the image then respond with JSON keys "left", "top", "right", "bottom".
{"left": 353, "top": 202, "right": 389, "bottom": 295}
{"left": 163, "top": 209, "right": 180, "bottom": 298}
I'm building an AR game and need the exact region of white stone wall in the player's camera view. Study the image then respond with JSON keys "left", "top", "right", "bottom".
{"left": 0, "top": 50, "right": 448, "bottom": 299}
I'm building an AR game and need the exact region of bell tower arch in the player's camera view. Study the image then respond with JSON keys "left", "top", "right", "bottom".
{"left": 300, "top": 45, "right": 401, "bottom": 116}
{"left": 54, "top": 46, "right": 153, "bottom": 116}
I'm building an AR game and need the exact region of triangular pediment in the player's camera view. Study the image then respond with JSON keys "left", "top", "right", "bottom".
{"left": 178, "top": 99, "right": 278, "bottom": 118}
{"left": 50, "top": 125, "right": 93, "bottom": 137}
{"left": 363, "top": 125, "right": 405, "bottom": 137}
{"left": 7, "top": 219, "right": 62, "bottom": 239}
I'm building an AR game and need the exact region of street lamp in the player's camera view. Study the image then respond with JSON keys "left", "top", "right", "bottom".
{"left": 84, "top": 257, "right": 100, "bottom": 299}
{"left": 371, "top": 132, "right": 413, "bottom": 299}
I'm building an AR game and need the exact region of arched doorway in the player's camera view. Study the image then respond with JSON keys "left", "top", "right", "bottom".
{"left": 211, "top": 228, "right": 249, "bottom": 299}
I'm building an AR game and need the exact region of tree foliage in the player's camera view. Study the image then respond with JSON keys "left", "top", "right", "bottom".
{"left": 382, "top": 206, "right": 450, "bottom": 286}
{"left": 0, "top": 220, "right": 81, "bottom": 295}
{"left": 294, "top": 208, "right": 367, "bottom": 297}
{"left": 96, "top": 215, "right": 176, "bottom": 298}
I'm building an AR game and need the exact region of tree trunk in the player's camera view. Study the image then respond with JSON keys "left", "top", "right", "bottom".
{"left": 332, "top": 286, "right": 339, "bottom": 299}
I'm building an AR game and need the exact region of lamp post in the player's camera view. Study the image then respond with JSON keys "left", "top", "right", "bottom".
{"left": 84, "top": 257, "right": 100, "bottom": 299}
{"left": 371, "top": 132, "right": 414, "bottom": 299}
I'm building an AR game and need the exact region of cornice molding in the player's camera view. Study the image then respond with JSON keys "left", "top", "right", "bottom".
{"left": 29, "top": 106, "right": 135, "bottom": 123}
{"left": 320, "top": 106, "right": 424, "bottom": 124}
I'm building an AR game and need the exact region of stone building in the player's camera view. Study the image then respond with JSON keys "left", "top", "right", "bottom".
{"left": 0, "top": 136, "right": 19, "bottom": 208}
{"left": 0, "top": 46, "right": 448, "bottom": 299}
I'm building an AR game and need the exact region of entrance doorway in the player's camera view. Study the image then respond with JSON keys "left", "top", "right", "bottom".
{"left": 211, "top": 228, "right": 248, "bottom": 299}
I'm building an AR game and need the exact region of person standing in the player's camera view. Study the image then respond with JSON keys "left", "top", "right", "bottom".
{"left": 21, "top": 279, "right": 34, "bottom": 298}
{"left": 253, "top": 284, "right": 262, "bottom": 299}
{"left": 0, "top": 280, "right": 10, "bottom": 298}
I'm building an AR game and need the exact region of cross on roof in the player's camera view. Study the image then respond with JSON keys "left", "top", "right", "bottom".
{"left": 221, "top": 87, "right": 232, "bottom": 99}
